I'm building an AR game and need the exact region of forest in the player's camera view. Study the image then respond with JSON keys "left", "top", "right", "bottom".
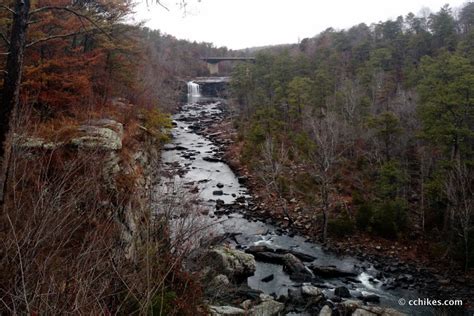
{"left": 0, "top": 0, "right": 233, "bottom": 314}
{"left": 231, "top": 3, "right": 474, "bottom": 271}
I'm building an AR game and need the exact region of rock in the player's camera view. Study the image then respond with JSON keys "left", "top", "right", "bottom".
{"left": 288, "top": 288, "right": 304, "bottom": 305}
{"left": 352, "top": 306, "right": 407, "bottom": 316}
{"left": 282, "top": 254, "right": 313, "bottom": 281}
{"left": 301, "top": 284, "right": 323, "bottom": 297}
{"left": 237, "top": 176, "right": 248, "bottom": 184}
{"left": 340, "top": 299, "right": 363, "bottom": 314}
{"left": 251, "top": 252, "right": 285, "bottom": 264}
{"left": 204, "top": 156, "right": 221, "bottom": 163}
{"left": 261, "top": 274, "right": 274, "bottom": 282}
{"left": 334, "top": 286, "right": 351, "bottom": 298}
{"left": 217, "top": 183, "right": 225, "bottom": 188}
{"left": 319, "top": 305, "right": 333, "bottom": 316}
{"left": 205, "top": 246, "right": 256, "bottom": 281}
{"left": 71, "top": 123, "right": 123, "bottom": 150}
{"left": 274, "top": 248, "right": 316, "bottom": 262}
{"left": 212, "top": 274, "right": 230, "bottom": 287}
{"left": 240, "top": 300, "right": 252, "bottom": 310}
{"left": 353, "top": 308, "right": 377, "bottom": 316}
{"left": 361, "top": 294, "right": 380, "bottom": 303}
{"left": 13, "top": 134, "right": 62, "bottom": 150}
{"left": 88, "top": 119, "right": 123, "bottom": 135}
{"left": 381, "top": 308, "right": 407, "bottom": 316}
{"left": 213, "top": 190, "right": 224, "bottom": 196}
{"left": 310, "top": 265, "right": 358, "bottom": 278}
{"left": 250, "top": 299, "right": 285, "bottom": 316}
{"left": 208, "top": 305, "right": 246, "bottom": 316}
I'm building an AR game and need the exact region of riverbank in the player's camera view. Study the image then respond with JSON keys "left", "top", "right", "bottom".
{"left": 196, "top": 101, "right": 473, "bottom": 310}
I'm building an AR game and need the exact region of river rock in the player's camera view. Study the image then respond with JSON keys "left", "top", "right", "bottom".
{"left": 212, "top": 274, "right": 231, "bottom": 287}
{"left": 274, "top": 248, "right": 316, "bottom": 262}
{"left": 319, "top": 305, "right": 333, "bottom": 316}
{"left": 301, "top": 284, "right": 323, "bottom": 297}
{"left": 361, "top": 294, "right": 380, "bottom": 303}
{"left": 288, "top": 288, "right": 304, "bottom": 305}
{"left": 237, "top": 176, "right": 248, "bottom": 184}
{"left": 351, "top": 306, "right": 407, "bottom": 316}
{"left": 340, "top": 299, "right": 363, "bottom": 314}
{"left": 310, "top": 265, "right": 358, "bottom": 278}
{"left": 353, "top": 308, "right": 377, "bottom": 316}
{"left": 205, "top": 246, "right": 256, "bottom": 280}
{"left": 334, "top": 286, "right": 351, "bottom": 298}
{"left": 250, "top": 299, "right": 285, "bottom": 316}
{"left": 204, "top": 156, "right": 221, "bottom": 162}
{"left": 283, "top": 254, "right": 313, "bottom": 281}
{"left": 261, "top": 274, "right": 274, "bottom": 282}
{"left": 209, "top": 305, "right": 246, "bottom": 316}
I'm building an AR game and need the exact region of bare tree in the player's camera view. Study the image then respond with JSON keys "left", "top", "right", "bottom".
{"left": 258, "top": 136, "right": 294, "bottom": 225}
{"left": 306, "top": 112, "right": 346, "bottom": 243}
{"left": 445, "top": 163, "right": 473, "bottom": 272}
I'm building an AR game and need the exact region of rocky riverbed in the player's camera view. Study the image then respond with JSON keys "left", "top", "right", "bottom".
{"left": 159, "top": 94, "right": 467, "bottom": 315}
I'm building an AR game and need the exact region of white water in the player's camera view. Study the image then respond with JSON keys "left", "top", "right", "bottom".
{"left": 187, "top": 81, "right": 201, "bottom": 97}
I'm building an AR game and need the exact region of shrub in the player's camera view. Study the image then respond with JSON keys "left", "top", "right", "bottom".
{"left": 356, "top": 202, "right": 375, "bottom": 231}
{"left": 371, "top": 199, "right": 408, "bottom": 239}
{"left": 328, "top": 216, "right": 356, "bottom": 237}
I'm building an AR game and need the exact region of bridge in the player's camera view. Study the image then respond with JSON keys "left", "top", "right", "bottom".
{"left": 201, "top": 57, "right": 256, "bottom": 75}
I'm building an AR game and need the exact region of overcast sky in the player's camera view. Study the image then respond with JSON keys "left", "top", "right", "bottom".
{"left": 133, "top": 0, "right": 468, "bottom": 50}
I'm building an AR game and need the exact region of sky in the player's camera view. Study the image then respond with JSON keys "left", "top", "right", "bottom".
{"left": 133, "top": 0, "right": 469, "bottom": 50}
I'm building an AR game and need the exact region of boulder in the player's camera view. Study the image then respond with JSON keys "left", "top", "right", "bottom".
{"left": 282, "top": 254, "right": 313, "bottom": 281}
{"left": 361, "top": 294, "right": 380, "bottom": 303}
{"left": 13, "top": 134, "right": 61, "bottom": 150}
{"left": 310, "top": 265, "right": 358, "bottom": 278}
{"left": 334, "top": 286, "right": 351, "bottom": 298}
{"left": 319, "top": 305, "right": 333, "bottom": 316}
{"left": 71, "top": 123, "right": 123, "bottom": 150}
{"left": 288, "top": 288, "right": 304, "bottom": 305}
{"left": 301, "top": 284, "right": 323, "bottom": 298}
{"left": 250, "top": 299, "right": 285, "bottom": 316}
{"left": 209, "top": 305, "right": 246, "bottom": 316}
{"left": 274, "top": 248, "right": 316, "bottom": 262}
{"left": 87, "top": 119, "right": 123, "bottom": 135}
{"left": 237, "top": 176, "right": 248, "bottom": 184}
{"left": 261, "top": 274, "right": 274, "bottom": 282}
{"left": 212, "top": 274, "right": 231, "bottom": 287}
{"left": 340, "top": 299, "right": 363, "bottom": 314}
{"left": 206, "top": 246, "right": 256, "bottom": 280}
{"left": 353, "top": 308, "right": 377, "bottom": 316}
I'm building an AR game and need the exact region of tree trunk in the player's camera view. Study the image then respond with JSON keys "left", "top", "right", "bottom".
{"left": 0, "top": 0, "right": 31, "bottom": 203}
{"left": 321, "top": 181, "right": 329, "bottom": 243}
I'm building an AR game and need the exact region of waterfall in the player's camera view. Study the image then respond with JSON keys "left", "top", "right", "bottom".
{"left": 187, "top": 81, "right": 201, "bottom": 97}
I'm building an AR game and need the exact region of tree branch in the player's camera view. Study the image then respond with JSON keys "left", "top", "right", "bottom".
{"left": 29, "top": 6, "right": 112, "bottom": 40}
{"left": 147, "top": 1, "right": 170, "bottom": 11}
{"left": 0, "top": 33, "right": 10, "bottom": 47}
{"left": 0, "top": 5, "right": 15, "bottom": 15}
{"left": 25, "top": 29, "right": 95, "bottom": 48}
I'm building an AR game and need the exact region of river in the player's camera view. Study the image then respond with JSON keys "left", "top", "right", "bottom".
{"left": 159, "top": 79, "right": 435, "bottom": 315}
